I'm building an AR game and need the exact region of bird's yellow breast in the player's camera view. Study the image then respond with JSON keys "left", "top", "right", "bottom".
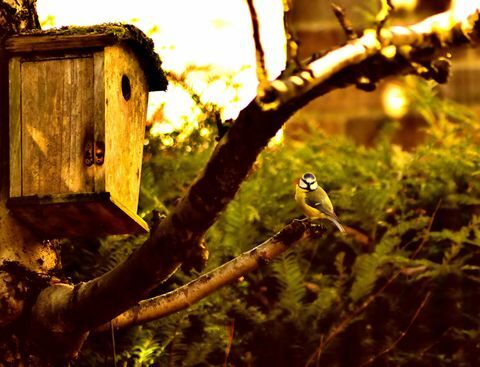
{"left": 295, "top": 186, "right": 325, "bottom": 219}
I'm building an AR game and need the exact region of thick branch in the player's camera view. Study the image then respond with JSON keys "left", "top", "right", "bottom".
{"left": 95, "top": 220, "right": 315, "bottom": 331}
{"left": 35, "top": 7, "right": 480, "bottom": 337}
{"left": 258, "top": 9, "right": 480, "bottom": 110}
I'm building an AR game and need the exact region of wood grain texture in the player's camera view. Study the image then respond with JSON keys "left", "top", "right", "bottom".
{"left": 93, "top": 51, "right": 106, "bottom": 193}
{"left": 19, "top": 54, "right": 95, "bottom": 196}
{"left": 8, "top": 57, "right": 21, "bottom": 197}
{"left": 103, "top": 44, "right": 148, "bottom": 213}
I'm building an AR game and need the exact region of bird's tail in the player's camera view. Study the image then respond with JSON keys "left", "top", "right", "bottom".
{"left": 327, "top": 216, "right": 345, "bottom": 233}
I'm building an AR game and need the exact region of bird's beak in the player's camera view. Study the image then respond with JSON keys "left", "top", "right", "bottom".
{"left": 293, "top": 178, "right": 300, "bottom": 185}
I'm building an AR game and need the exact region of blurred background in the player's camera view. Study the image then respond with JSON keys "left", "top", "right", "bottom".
{"left": 37, "top": 1, "right": 480, "bottom": 366}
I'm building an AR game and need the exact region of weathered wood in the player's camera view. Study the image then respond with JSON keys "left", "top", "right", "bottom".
{"left": 7, "top": 42, "right": 151, "bottom": 237}
{"left": 93, "top": 51, "right": 106, "bottom": 193}
{"left": 8, "top": 58, "right": 21, "bottom": 197}
{"left": 18, "top": 54, "right": 94, "bottom": 195}
{"left": 104, "top": 44, "right": 148, "bottom": 212}
{"left": 5, "top": 34, "right": 116, "bottom": 54}
{"left": 7, "top": 193, "right": 148, "bottom": 238}
{"left": 5, "top": 24, "right": 168, "bottom": 91}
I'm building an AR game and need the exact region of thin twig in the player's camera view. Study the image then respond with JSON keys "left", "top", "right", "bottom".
{"left": 376, "top": 0, "right": 395, "bottom": 38}
{"left": 95, "top": 220, "right": 314, "bottom": 332}
{"left": 246, "top": 0, "right": 268, "bottom": 85}
{"left": 360, "top": 291, "right": 432, "bottom": 366}
{"left": 110, "top": 321, "right": 117, "bottom": 367}
{"left": 283, "top": 0, "right": 300, "bottom": 71}
{"left": 331, "top": 3, "right": 357, "bottom": 40}
{"left": 223, "top": 319, "right": 235, "bottom": 367}
{"left": 411, "top": 199, "right": 442, "bottom": 259}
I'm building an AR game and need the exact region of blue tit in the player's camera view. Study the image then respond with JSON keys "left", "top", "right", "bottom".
{"left": 295, "top": 172, "right": 345, "bottom": 232}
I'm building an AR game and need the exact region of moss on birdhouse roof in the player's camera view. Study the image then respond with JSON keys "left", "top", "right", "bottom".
{"left": 6, "top": 23, "right": 168, "bottom": 91}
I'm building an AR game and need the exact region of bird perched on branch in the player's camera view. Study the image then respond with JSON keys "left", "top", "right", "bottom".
{"left": 295, "top": 172, "right": 345, "bottom": 232}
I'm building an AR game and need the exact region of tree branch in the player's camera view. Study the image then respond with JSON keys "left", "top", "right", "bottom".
{"left": 95, "top": 219, "right": 316, "bottom": 332}
{"left": 258, "top": 9, "right": 480, "bottom": 110}
{"left": 282, "top": 0, "right": 300, "bottom": 73}
{"left": 32, "top": 5, "right": 480, "bottom": 344}
{"left": 246, "top": 0, "right": 267, "bottom": 85}
{"left": 331, "top": 3, "right": 357, "bottom": 41}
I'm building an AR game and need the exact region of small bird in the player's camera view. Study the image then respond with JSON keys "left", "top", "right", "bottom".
{"left": 295, "top": 172, "right": 345, "bottom": 232}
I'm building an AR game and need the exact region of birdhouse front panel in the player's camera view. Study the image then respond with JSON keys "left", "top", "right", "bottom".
{"left": 5, "top": 26, "right": 168, "bottom": 238}
{"left": 10, "top": 54, "right": 95, "bottom": 198}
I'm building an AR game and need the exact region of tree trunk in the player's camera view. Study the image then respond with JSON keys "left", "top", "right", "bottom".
{"left": 0, "top": 1, "right": 68, "bottom": 366}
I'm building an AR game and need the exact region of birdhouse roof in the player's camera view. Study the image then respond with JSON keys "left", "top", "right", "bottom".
{"left": 5, "top": 23, "right": 168, "bottom": 91}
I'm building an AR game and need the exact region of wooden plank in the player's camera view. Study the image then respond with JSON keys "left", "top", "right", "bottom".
{"left": 8, "top": 57, "right": 22, "bottom": 197}
{"left": 7, "top": 192, "right": 149, "bottom": 238}
{"left": 104, "top": 45, "right": 148, "bottom": 213}
{"left": 20, "top": 59, "right": 42, "bottom": 195}
{"left": 93, "top": 51, "right": 106, "bottom": 193}
{"left": 20, "top": 55, "right": 95, "bottom": 196}
{"left": 5, "top": 34, "right": 116, "bottom": 55}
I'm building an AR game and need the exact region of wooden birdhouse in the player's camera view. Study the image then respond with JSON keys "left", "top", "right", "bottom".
{"left": 5, "top": 24, "right": 168, "bottom": 238}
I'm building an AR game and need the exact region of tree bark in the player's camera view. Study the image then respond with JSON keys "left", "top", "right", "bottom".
{"left": 0, "top": 1, "right": 64, "bottom": 365}
{"left": 95, "top": 219, "right": 315, "bottom": 331}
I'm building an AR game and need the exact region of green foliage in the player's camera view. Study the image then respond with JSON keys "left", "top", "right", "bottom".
{"left": 69, "top": 78, "right": 480, "bottom": 366}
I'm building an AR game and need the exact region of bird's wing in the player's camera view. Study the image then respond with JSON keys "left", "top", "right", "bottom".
{"left": 305, "top": 190, "right": 345, "bottom": 232}
{"left": 305, "top": 189, "right": 337, "bottom": 217}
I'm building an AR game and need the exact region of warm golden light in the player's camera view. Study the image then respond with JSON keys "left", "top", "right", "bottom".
{"left": 391, "top": 0, "right": 418, "bottom": 12}
{"left": 450, "top": 0, "right": 480, "bottom": 21}
{"left": 37, "top": 0, "right": 287, "bottom": 136}
{"left": 382, "top": 83, "right": 408, "bottom": 119}
{"left": 268, "top": 128, "right": 284, "bottom": 148}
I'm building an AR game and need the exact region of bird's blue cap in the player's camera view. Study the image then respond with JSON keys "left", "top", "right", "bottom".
{"left": 302, "top": 172, "right": 316, "bottom": 182}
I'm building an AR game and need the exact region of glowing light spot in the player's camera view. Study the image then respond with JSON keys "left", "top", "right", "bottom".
{"left": 391, "top": 0, "right": 418, "bottom": 12}
{"left": 37, "top": 0, "right": 287, "bottom": 137}
{"left": 271, "top": 80, "right": 289, "bottom": 92}
{"left": 26, "top": 125, "right": 47, "bottom": 155}
{"left": 161, "top": 135, "right": 175, "bottom": 147}
{"left": 268, "top": 128, "right": 284, "bottom": 147}
{"left": 291, "top": 76, "right": 304, "bottom": 86}
{"left": 451, "top": 0, "right": 480, "bottom": 22}
{"left": 381, "top": 45, "right": 397, "bottom": 59}
{"left": 382, "top": 83, "right": 408, "bottom": 119}
{"left": 150, "top": 122, "right": 175, "bottom": 136}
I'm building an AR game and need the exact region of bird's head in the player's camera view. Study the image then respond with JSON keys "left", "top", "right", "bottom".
{"left": 298, "top": 172, "right": 318, "bottom": 191}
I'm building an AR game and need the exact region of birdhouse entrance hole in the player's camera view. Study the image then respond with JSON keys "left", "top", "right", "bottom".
{"left": 122, "top": 74, "right": 131, "bottom": 101}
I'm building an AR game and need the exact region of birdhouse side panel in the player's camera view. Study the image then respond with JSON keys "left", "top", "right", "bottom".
{"left": 10, "top": 54, "right": 96, "bottom": 197}
{"left": 103, "top": 45, "right": 149, "bottom": 213}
